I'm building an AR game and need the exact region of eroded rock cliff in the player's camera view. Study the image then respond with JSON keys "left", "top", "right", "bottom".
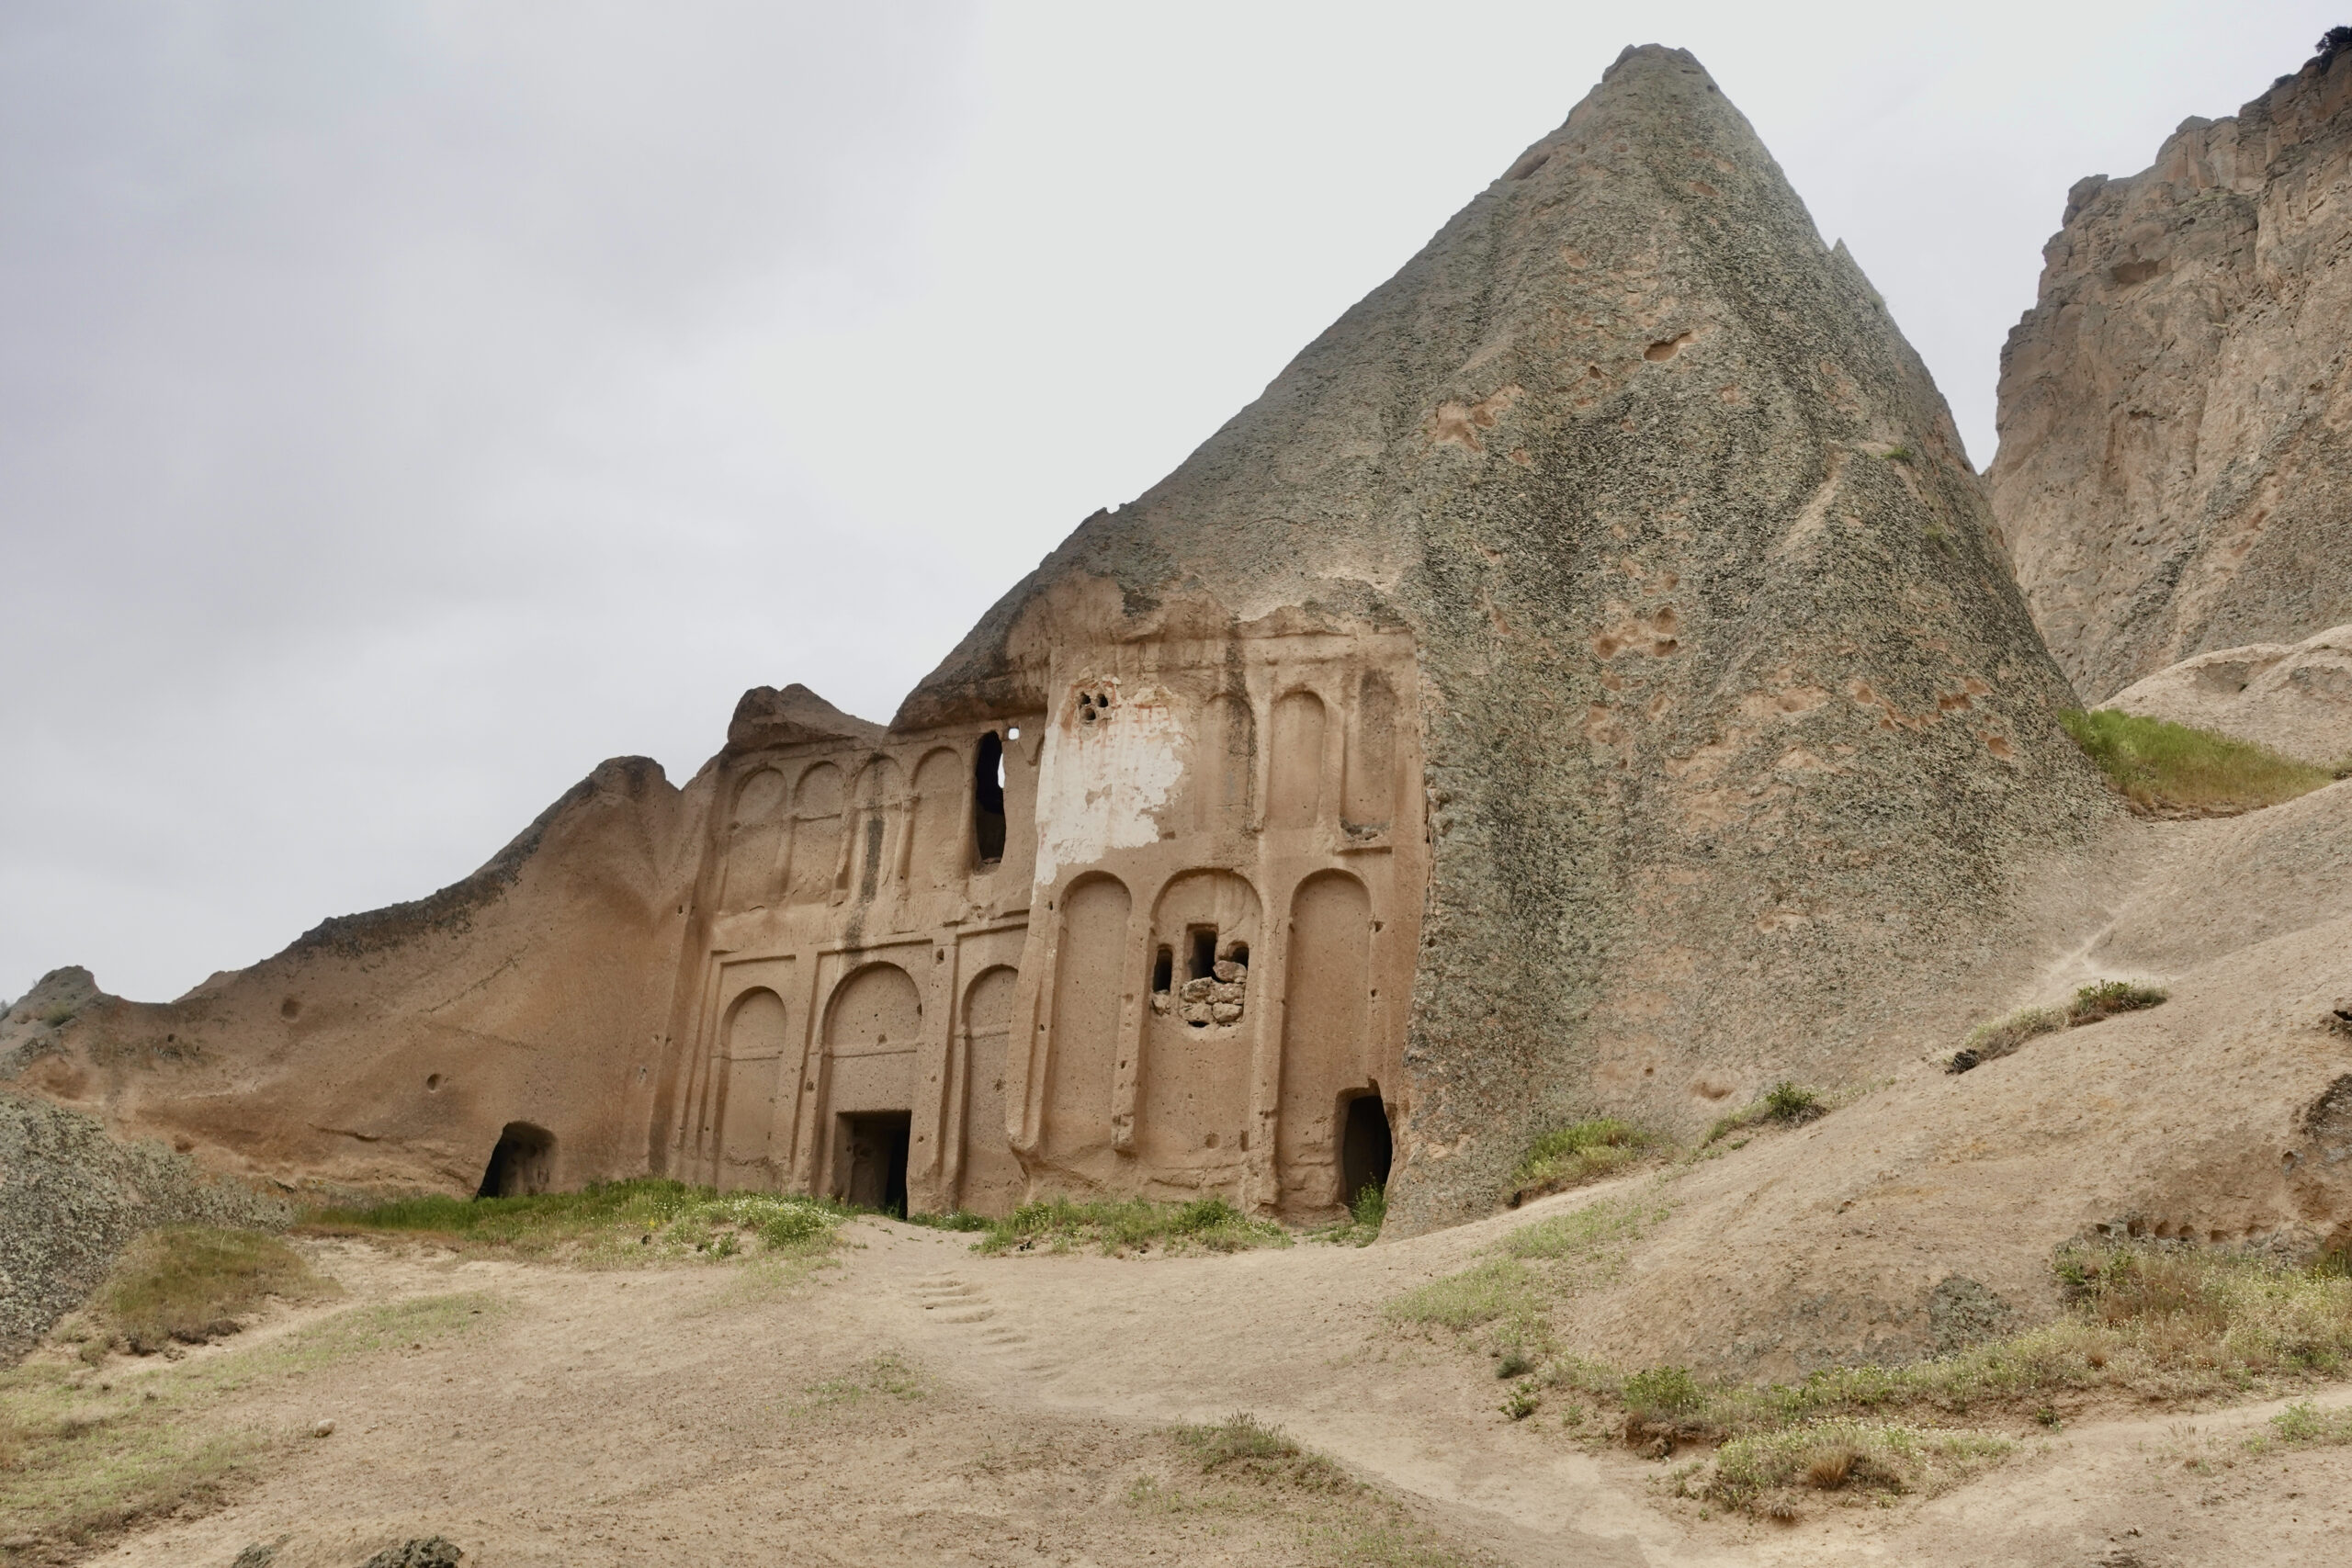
{"left": 1989, "top": 40, "right": 2352, "bottom": 701}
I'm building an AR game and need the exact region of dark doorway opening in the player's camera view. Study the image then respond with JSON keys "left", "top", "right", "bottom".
{"left": 973, "top": 732, "right": 1007, "bottom": 864}
{"left": 841, "top": 1111, "right": 911, "bottom": 1215}
{"left": 476, "top": 1121, "right": 555, "bottom": 1199}
{"left": 1188, "top": 926, "right": 1218, "bottom": 980}
{"left": 1339, "top": 1094, "right": 1392, "bottom": 1207}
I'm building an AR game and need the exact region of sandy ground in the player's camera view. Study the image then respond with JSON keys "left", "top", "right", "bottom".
{"left": 50, "top": 1201, "right": 2352, "bottom": 1568}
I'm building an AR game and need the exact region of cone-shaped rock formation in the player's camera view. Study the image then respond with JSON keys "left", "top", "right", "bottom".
{"left": 907, "top": 44, "right": 2110, "bottom": 1225}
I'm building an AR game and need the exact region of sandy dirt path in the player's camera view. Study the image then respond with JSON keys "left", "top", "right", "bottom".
{"left": 62, "top": 1196, "right": 2352, "bottom": 1568}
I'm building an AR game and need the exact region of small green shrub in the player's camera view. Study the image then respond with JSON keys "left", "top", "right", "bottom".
{"left": 1351, "top": 1179, "right": 1387, "bottom": 1235}
{"left": 2261, "top": 1398, "right": 2352, "bottom": 1448}
{"left": 1622, "top": 1365, "right": 1705, "bottom": 1420}
{"left": 1708, "top": 1420, "right": 2011, "bottom": 1512}
{"left": 2060, "top": 708, "right": 2332, "bottom": 815}
{"left": 1500, "top": 1381, "right": 1541, "bottom": 1420}
{"left": 1173, "top": 1414, "right": 1350, "bottom": 1491}
{"left": 2067, "top": 979, "right": 2167, "bottom": 1025}
{"left": 1703, "top": 1082, "right": 1829, "bottom": 1145}
{"left": 1511, "top": 1118, "right": 1658, "bottom": 1197}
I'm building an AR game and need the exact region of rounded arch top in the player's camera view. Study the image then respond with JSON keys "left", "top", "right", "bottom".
{"left": 795, "top": 760, "right": 845, "bottom": 813}
{"left": 731, "top": 767, "right": 788, "bottom": 826}
{"left": 822, "top": 960, "right": 922, "bottom": 1050}
{"left": 852, "top": 754, "right": 905, "bottom": 807}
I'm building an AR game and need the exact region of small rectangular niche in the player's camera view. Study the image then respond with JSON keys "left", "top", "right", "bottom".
{"left": 1188, "top": 927, "right": 1218, "bottom": 982}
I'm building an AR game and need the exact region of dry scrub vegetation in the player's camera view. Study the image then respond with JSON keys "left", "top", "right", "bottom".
{"left": 2061, "top": 708, "right": 2335, "bottom": 815}
{"left": 974, "top": 1195, "right": 1290, "bottom": 1256}
{"left": 1949, "top": 978, "right": 2168, "bottom": 1073}
{"left": 303, "top": 1179, "right": 843, "bottom": 1268}
{"left": 1140, "top": 1415, "right": 1492, "bottom": 1567}
{"left": 1390, "top": 1201, "right": 2352, "bottom": 1519}
{"left": 1, "top": 1292, "right": 496, "bottom": 1556}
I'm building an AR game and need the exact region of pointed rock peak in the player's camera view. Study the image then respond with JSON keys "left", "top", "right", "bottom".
{"left": 728, "top": 683, "right": 888, "bottom": 752}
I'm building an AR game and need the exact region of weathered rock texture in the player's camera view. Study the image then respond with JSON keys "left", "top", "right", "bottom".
{"left": 0, "top": 1091, "right": 288, "bottom": 1364}
{"left": 2103, "top": 623, "right": 2352, "bottom": 768}
{"left": 5, "top": 757, "right": 695, "bottom": 1198}
{"left": 8, "top": 47, "right": 2109, "bottom": 1240}
{"left": 1990, "top": 44, "right": 2352, "bottom": 701}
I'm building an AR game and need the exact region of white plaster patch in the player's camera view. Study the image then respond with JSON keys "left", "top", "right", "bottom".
{"left": 1034, "top": 681, "right": 1187, "bottom": 886}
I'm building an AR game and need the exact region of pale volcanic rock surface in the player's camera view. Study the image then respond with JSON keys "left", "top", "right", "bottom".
{"left": 2101, "top": 622, "right": 2352, "bottom": 769}
{"left": 1989, "top": 46, "right": 2352, "bottom": 702}
{"left": 907, "top": 45, "right": 2111, "bottom": 1228}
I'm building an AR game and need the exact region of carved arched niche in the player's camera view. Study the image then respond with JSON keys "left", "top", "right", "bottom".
{"left": 720, "top": 767, "right": 788, "bottom": 909}
{"left": 1138, "top": 870, "right": 1262, "bottom": 1168}
{"left": 1190, "top": 692, "right": 1257, "bottom": 835}
{"left": 1343, "top": 671, "right": 1398, "bottom": 834}
{"left": 823, "top": 962, "right": 922, "bottom": 1117}
{"left": 715, "top": 987, "right": 791, "bottom": 1179}
{"left": 787, "top": 762, "right": 844, "bottom": 905}
{"left": 956, "top": 964, "right": 1023, "bottom": 1209}
{"left": 1267, "top": 690, "right": 1327, "bottom": 829}
{"left": 1039, "top": 873, "right": 1130, "bottom": 1168}
{"left": 1277, "top": 869, "right": 1374, "bottom": 1213}
{"left": 906, "top": 746, "right": 967, "bottom": 889}
{"left": 847, "top": 757, "right": 904, "bottom": 902}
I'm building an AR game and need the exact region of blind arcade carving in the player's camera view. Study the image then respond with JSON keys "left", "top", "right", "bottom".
{"left": 656, "top": 628, "right": 1426, "bottom": 1219}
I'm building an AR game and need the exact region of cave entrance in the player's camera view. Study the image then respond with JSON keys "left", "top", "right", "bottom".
{"left": 841, "top": 1111, "right": 910, "bottom": 1216}
{"left": 1339, "top": 1093, "right": 1392, "bottom": 1209}
{"left": 475, "top": 1121, "right": 555, "bottom": 1199}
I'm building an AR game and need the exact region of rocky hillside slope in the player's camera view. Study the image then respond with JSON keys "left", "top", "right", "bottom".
{"left": 0, "top": 1091, "right": 288, "bottom": 1364}
{"left": 1989, "top": 37, "right": 2352, "bottom": 701}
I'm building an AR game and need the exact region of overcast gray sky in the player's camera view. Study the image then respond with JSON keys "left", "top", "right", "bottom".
{"left": 4, "top": 0, "right": 2338, "bottom": 1002}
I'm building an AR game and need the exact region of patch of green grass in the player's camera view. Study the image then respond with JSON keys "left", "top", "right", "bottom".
{"left": 1385, "top": 1258, "right": 1543, "bottom": 1336}
{"left": 304, "top": 1179, "right": 843, "bottom": 1266}
{"left": 1390, "top": 1193, "right": 1669, "bottom": 1370}
{"left": 1510, "top": 1118, "right": 1659, "bottom": 1198}
{"left": 0, "top": 1293, "right": 495, "bottom": 1553}
{"left": 1951, "top": 979, "right": 2168, "bottom": 1072}
{"left": 974, "top": 1195, "right": 1289, "bottom": 1257}
{"left": 1702, "top": 1082, "right": 1827, "bottom": 1145}
{"left": 900, "top": 1210, "right": 990, "bottom": 1233}
{"left": 2060, "top": 708, "right": 2333, "bottom": 816}
{"left": 80, "top": 1228, "right": 334, "bottom": 1358}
